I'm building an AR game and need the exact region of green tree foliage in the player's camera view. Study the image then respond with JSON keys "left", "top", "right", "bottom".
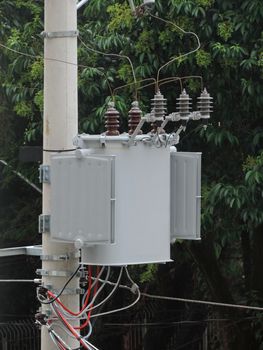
{"left": 0, "top": 0, "right": 263, "bottom": 348}
{"left": 0, "top": 0, "right": 43, "bottom": 246}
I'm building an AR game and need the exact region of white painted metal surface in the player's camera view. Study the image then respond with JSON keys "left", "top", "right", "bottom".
{"left": 51, "top": 139, "right": 171, "bottom": 265}
{"left": 170, "top": 151, "right": 201, "bottom": 240}
{"left": 81, "top": 141, "right": 171, "bottom": 265}
{"left": 51, "top": 155, "right": 115, "bottom": 245}
{"left": 0, "top": 245, "right": 42, "bottom": 257}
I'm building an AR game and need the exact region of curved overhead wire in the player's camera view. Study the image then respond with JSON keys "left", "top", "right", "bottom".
{"left": 0, "top": 42, "right": 114, "bottom": 99}
{"left": 78, "top": 36, "right": 138, "bottom": 100}
{"left": 113, "top": 78, "right": 156, "bottom": 98}
{"left": 159, "top": 75, "right": 203, "bottom": 91}
{"left": 148, "top": 14, "right": 201, "bottom": 90}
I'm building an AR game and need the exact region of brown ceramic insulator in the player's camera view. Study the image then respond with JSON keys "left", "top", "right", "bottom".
{"left": 128, "top": 101, "right": 142, "bottom": 135}
{"left": 105, "top": 101, "right": 120, "bottom": 136}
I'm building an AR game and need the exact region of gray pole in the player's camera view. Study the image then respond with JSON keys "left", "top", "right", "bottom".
{"left": 41, "top": 0, "right": 79, "bottom": 348}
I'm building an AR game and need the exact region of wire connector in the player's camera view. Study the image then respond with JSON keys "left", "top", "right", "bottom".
{"left": 131, "top": 283, "right": 139, "bottom": 294}
{"left": 37, "top": 286, "right": 48, "bottom": 299}
{"left": 35, "top": 312, "right": 48, "bottom": 327}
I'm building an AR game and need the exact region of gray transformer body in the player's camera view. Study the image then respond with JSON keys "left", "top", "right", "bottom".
{"left": 50, "top": 134, "right": 201, "bottom": 266}
{"left": 51, "top": 136, "right": 171, "bottom": 265}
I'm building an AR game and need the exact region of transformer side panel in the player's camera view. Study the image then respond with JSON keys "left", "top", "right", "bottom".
{"left": 170, "top": 152, "right": 201, "bottom": 240}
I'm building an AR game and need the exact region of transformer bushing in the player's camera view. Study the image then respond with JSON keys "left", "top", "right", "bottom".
{"left": 197, "top": 88, "right": 213, "bottom": 120}
{"left": 151, "top": 90, "right": 167, "bottom": 132}
{"left": 105, "top": 101, "right": 120, "bottom": 136}
{"left": 128, "top": 101, "right": 143, "bottom": 135}
{"left": 151, "top": 90, "right": 167, "bottom": 120}
{"left": 176, "top": 89, "right": 192, "bottom": 123}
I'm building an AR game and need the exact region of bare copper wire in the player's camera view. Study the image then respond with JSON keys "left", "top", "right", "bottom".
{"left": 78, "top": 36, "right": 138, "bottom": 100}
{"left": 148, "top": 14, "right": 201, "bottom": 91}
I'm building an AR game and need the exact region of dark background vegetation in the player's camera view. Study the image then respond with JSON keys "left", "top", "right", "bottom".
{"left": 0, "top": 0, "right": 263, "bottom": 349}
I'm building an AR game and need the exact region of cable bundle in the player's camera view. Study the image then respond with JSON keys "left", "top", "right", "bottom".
{"left": 36, "top": 266, "right": 140, "bottom": 350}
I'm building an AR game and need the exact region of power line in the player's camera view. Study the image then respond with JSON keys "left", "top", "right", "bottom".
{"left": 0, "top": 159, "right": 42, "bottom": 194}
{"left": 141, "top": 293, "right": 263, "bottom": 312}
{"left": 88, "top": 275, "right": 263, "bottom": 313}
{"left": 0, "top": 40, "right": 114, "bottom": 98}
{"left": 0, "top": 42, "right": 88, "bottom": 69}
{"left": 0, "top": 279, "right": 36, "bottom": 282}
{"left": 104, "top": 316, "right": 258, "bottom": 327}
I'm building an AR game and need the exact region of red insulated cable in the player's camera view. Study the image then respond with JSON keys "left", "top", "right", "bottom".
{"left": 54, "top": 305, "right": 89, "bottom": 350}
{"left": 57, "top": 339, "right": 66, "bottom": 350}
{"left": 47, "top": 265, "right": 92, "bottom": 317}
{"left": 77, "top": 266, "right": 101, "bottom": 330}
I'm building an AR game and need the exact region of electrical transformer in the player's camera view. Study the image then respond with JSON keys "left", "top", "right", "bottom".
{"left": 48, "top": 89, "right": 212, "bottom": 265}
{"left": 51, "top": 136, "right": 171, "bottom": 265}
{"left": 50, "top": 136, "right": 201, "bottom": 266}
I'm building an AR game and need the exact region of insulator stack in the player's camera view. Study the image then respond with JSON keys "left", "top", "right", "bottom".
{"left": 105, "top": 101, "right": 120, "bottom": 136}
{"left": 150, "top": 90, "right": 167, "bottom": 133}
{"left": 151, "top": 90, "right": 167, "bottom": 120}
{"left": 197, "top": 88, "right": 213, "bottom": 119}
{"left": 128, "top": 101, "right": 142, "bottom": 135}
{"left": 176, "top": 89, "right": 191, "bottom": 121}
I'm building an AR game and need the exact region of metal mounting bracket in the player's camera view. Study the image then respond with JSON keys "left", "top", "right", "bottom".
{"left": 41, "top": 251, "right": 80, "bottom": 261}
{"left": 36, "top": 269, "right": 80, "bottom": 277}
{"left": 39, "top": 165, "right": 50, "bottom": 183}
{"left": 100, "top": 134, "right": 106, "bottom": 147}
{"left": 39, "top": 214, "right": 51, "bottom": 233}
{"left": 44, "top": 285, "right": 84, "bottom": 295}
{"left": 41, "top": 30, "right": 79, "bottom": 39}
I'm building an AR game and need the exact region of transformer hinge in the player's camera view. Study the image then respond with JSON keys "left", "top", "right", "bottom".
{"left": 39, "top": 165, "right": 50, "bottom": 184}
{"left": 39, "top": 214, "right": 51, "bottom": 233}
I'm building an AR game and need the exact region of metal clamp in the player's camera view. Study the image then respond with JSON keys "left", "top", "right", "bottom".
{"left": 189, "top": 111, "right": 202, "bottom": 121}
{"left": 100, "top": 134, "right": 106, "bottom": 147}
{"left": 41, "top": 30, "right": 79, "bottom": 39}
{"left": 39, "top": 165, "right": 50, "bottom": 183}
{"left": 44, "top": 285, "right": 84, "bottom": 295}
{"left": 36, "top": 269, "right": 80, "bottom": 277}
{"left": 41, "top": 251, "right": 80, "bottom": 261}
{"left": 39, "top": 214, "right": 50, "bottom": 233}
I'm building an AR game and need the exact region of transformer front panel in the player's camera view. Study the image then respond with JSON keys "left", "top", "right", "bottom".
{"left": 50, "top": 155, "right": 115, "bottom": 245}
{"left": 81, "top": 142, "right": 171, "bottom": 265}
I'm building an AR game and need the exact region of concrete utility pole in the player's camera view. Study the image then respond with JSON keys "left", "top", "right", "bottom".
{"left": 41, "top": 0, "right": 79, "bottom": 348}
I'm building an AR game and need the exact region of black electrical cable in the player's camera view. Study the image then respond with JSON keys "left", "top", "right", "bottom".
{"left": 38, "top": 265, "right": 81, "bottom": 305}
